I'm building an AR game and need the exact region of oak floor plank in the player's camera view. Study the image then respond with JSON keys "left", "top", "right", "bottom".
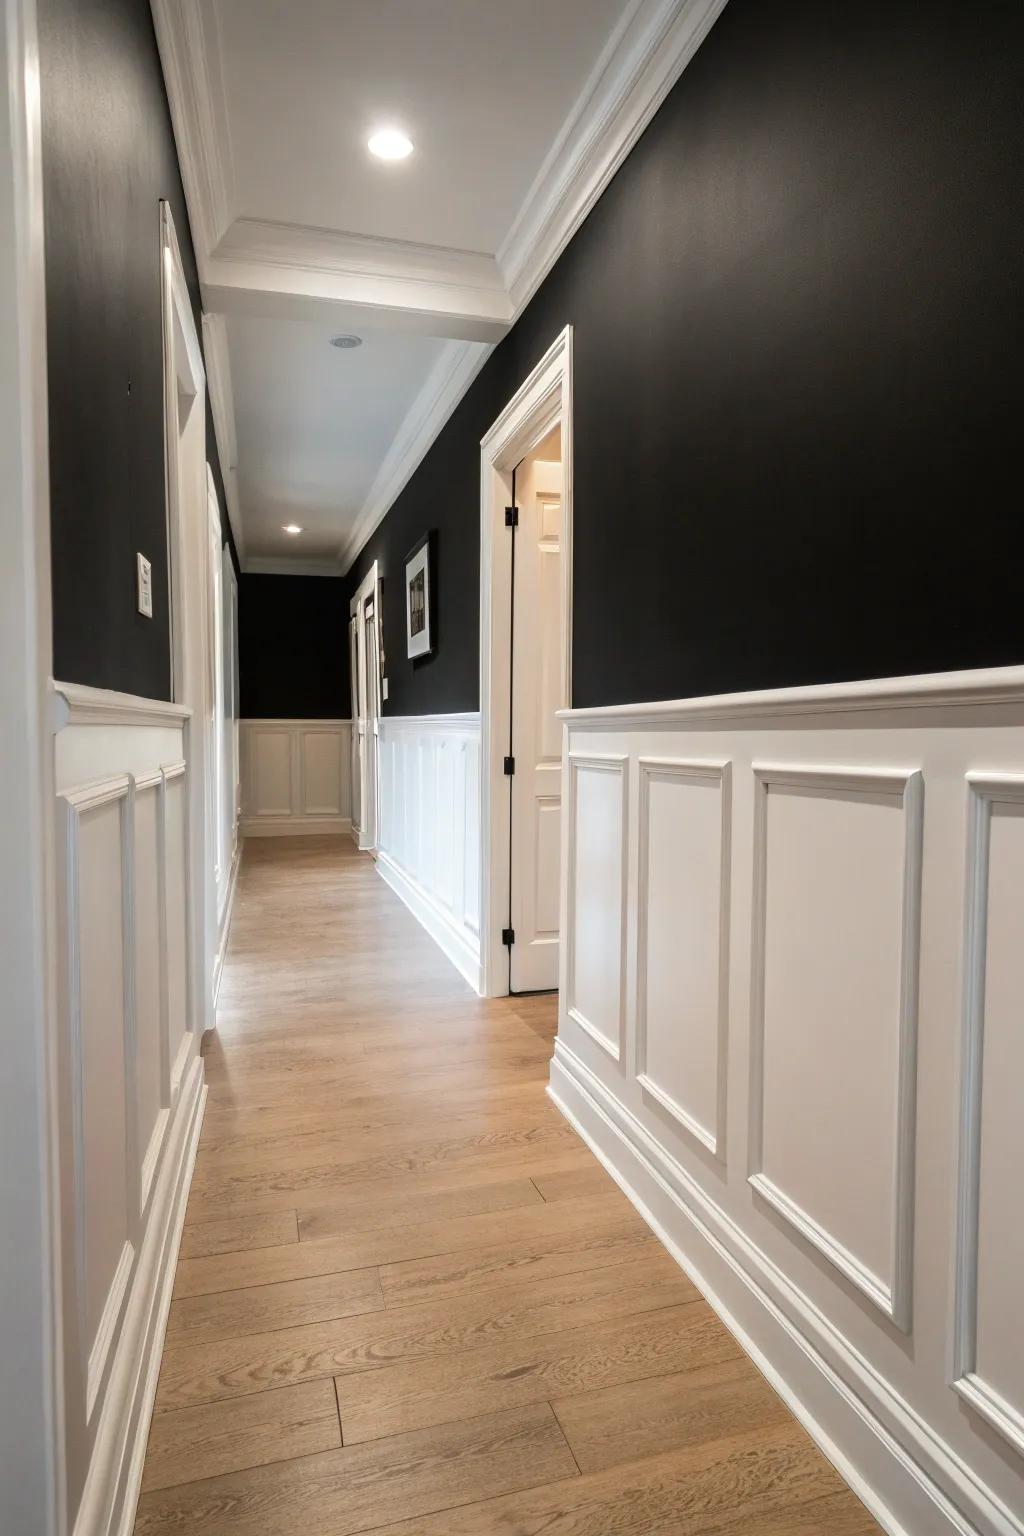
{"left": 134, "top": 1403, "right": 578, "bottom": 1536}
{"left": 296, "top": 1173, "right": 545, "bottom": 1242}
{"left": 141, "top": 1378, "right": 340, "bottom": 1492}
{"left": 530, "top": 1163, "right": 618, "bottom": 1203}
{"left": 178, "top": 1210, "right": 299, "bottom": 1262}
{"left": 155, "top": 1253, "right": 694, "bottom": 1412}
{"left": 165, "top": 1265, "right": 383, "bottom": 1346}
{"left": 337, "top": 1301, "right": 737, "bottom": 1444}
{"left": 173, "top": 1192, "right": 638, "bottom": 1299}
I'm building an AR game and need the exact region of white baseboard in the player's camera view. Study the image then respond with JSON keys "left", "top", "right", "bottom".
{"left": 240, "top": 815, "right": 352, "bottom": 837}
{"left": 73, "top": 1055, "right": 206, "bottom": 1536}
{"left": 549, "top": 1040, "right": 1022, "bottom": 1536}
{"left": 212, "top": 839, "right": 241, "bottom": 1006}
{"left": 376, "top": 849, "right": 481, "bottom": 993}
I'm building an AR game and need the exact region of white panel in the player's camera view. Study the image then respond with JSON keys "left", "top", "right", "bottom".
{"left": 164, "top": 769, "right": 189, "bottom": 1098}
{"left": 566, "top": 754, "right": 627, "bottom": 1060}
{"left": 954, "top": 775, "right": 1024, "bottom": 1455}
{"left": 534, "top": 798, "right": 561, "bottom": 937}
{"left": 464, "top": 739, "right": 480, "bottom": 934}
{"left": 750, "top": 766, "right": 921, "bottom": 1327}
{"left": 132, "top": 780, "right": 164, "bottom": 1210}
{"left": 636, "top": 759, "right": 729, "bottom": 1156}
{"left": 301, "top": 730, "right": 343, "bottom": 815}
{"left": 436, "top": 737, "right": 456, "bottom": 911}
{"left": 251, "top": 728, "right": 292, "bottom": 815}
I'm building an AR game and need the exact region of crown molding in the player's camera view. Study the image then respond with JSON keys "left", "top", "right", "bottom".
{"left": 201, "top": 312, "right": 245, "bottom": 563}
{"left": 339, "top": 338, "right": 492, "bottom": 575}
{"left": 245, "top": 556, "right": 344, "bottom": 578}
{"left": 149, "top": 0, "right": 234, "bottom": 262}
{"left": 498, "top": 0, "right": 729, "bottom": 312}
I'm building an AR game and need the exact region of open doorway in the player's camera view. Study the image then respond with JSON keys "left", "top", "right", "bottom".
{"left": 349, "top": 561, "right": 381, "bottom": 852}
{"left": 479, "top": 328, "right": 573, "bottom": 997}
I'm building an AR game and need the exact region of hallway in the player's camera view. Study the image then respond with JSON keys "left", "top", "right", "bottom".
{"left": 134, "top": 838, "right": 878, "bottom": 1535}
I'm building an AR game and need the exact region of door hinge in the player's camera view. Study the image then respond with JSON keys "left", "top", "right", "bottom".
{"left": 504, "top": 505, "right": 518, "bottom": 528}
{"left": 503, "top": 755, "right": 515, "bottom": 776}
{"left": 502, "top": 927, "right": 515, "bottom": 947}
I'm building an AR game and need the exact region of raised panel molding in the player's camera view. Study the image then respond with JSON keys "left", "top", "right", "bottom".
{"left": 748, "top": 764, "right": 923, "bottom": 1331}
{"left": 565, "top": 752, "right": 628, "bottom": 1062}
{"left": 635, "top": 757, "right": 731, "bottom": 1157}
{"left": 376, "top": 715, "right": 482, "bottom": 992}
{"left": 240, "top": 719, "right": 352, "bottom": 835}
{"left": 953, "top": 772, "right": 1024, "bottom": 1457}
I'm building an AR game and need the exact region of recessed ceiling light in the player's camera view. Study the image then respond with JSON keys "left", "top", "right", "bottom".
{"left": 282, "top": 524, "right": 303, "bottom": 536}
{"left": 330, "top": 334, "right": 362, "bottom": 349}
{"left": 367, "top": 127, "right": 413, "bottom": 162}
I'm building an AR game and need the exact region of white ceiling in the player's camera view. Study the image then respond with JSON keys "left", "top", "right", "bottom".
{"left": 152, "top": 0, "right": 728, "bottom": 572}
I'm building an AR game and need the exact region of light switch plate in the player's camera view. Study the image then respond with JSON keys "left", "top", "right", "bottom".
{"left": 137, "top": 553, "right": 153, "bottom": 618}
{"left": 382, "top": 677, "right": 389, "bottom": 700}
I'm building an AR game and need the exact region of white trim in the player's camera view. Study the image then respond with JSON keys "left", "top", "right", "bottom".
{"left": 201, "top": 312, "right": 245, "bottom": 565}
{"left": 245, "top": 555, "right": 343, "bottom": 578}
{"left": 376, "top": 849, "right": 481, "bottom": 994}
{"left": 240, "top": 816, "right": 352, "bottom": 838}
{"left": 952, "top": 772, "right": 1024, "bottom": 1457}
{"left": 634, "top": 756, "right": 731, "bottom": 1160}
{"left": 376, "top": 712, "right": 480, "bottom": 731}
{"left": 211, "top": 839, "right": 241, "bottom": 1008}
{"left": 549, "top": 1038, "right": 1023, "bottom": 1536}
{"left": 561, "top": 665, "right": 1024, "bottom": 729}
{"left": 748, "top": 763, "right": 923, "bottom": 1332}
{"left": 52, "top": 680, "right": 191, "bottom": 731}
{"left": 240, "top": 717, "right": 353, "bottom": 728}
{"left": 479, "top": 326, "right": 573, "bottom": 997}
{"left": 564, "top": 751, "right": 628, "bottom": 1062}
{"left": 499, "top": 0, "right": 730, "bottom": 312}
{"left": 340, "top": 340, "right": 492, "bottom": 574}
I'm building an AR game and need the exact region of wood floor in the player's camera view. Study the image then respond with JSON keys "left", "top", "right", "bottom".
{"left": 135, "top": 836, "right": 881, "bottom": 1535}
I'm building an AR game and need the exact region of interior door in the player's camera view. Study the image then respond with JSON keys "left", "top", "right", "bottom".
{"left": 349, "top": 615, "right": 361, "bottom": 838}
{"left": 509, "top": 450, "right": 563, "bottom": 991}
{"left": 360, "top": 595, "right": 380, "bottom": 850}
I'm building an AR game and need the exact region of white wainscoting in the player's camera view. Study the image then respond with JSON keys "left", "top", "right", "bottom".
{"left": 552, "top": 667, "right": 1024, "bottom": 1536}
{"left": 52, "top": 683, "right": 208, "bottom": 1536}
{"left": 240, "top": 718, "right": 352, "bottom": 835}
{"left": 376, "top": 714, "right": 481, "bottom": 991}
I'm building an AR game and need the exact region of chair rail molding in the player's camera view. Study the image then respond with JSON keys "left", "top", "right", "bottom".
{"left": 551, "top": 664, "right": 1024, "bottom": 1536}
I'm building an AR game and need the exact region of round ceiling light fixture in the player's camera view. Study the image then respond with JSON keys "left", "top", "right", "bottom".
{"left": 367, "top": 127, "right": 414, "bottom": 162}
{"left": 282, "top": 524, "right": 303, "bottom": 536}
{"left": 330, "top": 334, "right": 362, "bottom": 349}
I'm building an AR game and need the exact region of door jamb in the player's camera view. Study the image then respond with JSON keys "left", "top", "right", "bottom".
{"left": 479, "top": 326, "right": 573, "bottom": 998}
{"left": 350, "top": 560, "right": 380, "bottom": 852}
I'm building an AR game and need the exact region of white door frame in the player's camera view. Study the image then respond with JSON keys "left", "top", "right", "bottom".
{"left": 160, "top": 202, "right": 215, "bottom": 1035}
{"left": 0, "top": 0, "right": 65, "bottom": 1528}
{"left": 479, "top": 326, "right": 573, "bottom": 998}
{"left": 350, "top": 561, "right": 380, "bottom": 852}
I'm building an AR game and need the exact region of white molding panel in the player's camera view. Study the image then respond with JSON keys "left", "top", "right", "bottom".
{"left": 376, "top": 715, "right": 481, "bottom": 992}
{"left": 53, "top": 702, "right": 208, "bottom": 1536}
{"left": 953, "top": 773, "right": 1024, "bottom": 1458}
{"left": 240, "top": 719, "right": 352, "bottom": 836}
{"left": 553, "top": 666, "right": 1024, "bottom": 1536}
{"left": 635, "top": 757, "right": 731, "bottom": 1158}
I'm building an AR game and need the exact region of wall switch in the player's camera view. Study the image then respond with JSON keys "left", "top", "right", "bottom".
{"left": 382, "top": 677, "right": 389, "bottom": 700}
{"left": 137, "top": 553, "right": 153, "bottom": 618}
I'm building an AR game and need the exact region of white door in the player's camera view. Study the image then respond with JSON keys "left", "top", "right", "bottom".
{"left": 509, "top": 452, "right": 563, "bottom": 991}
{"left": 349, "top": 615, "right": 361, "bottom": 838}
{"left": 360, "top": 595, "right": 381, "bottom": 850}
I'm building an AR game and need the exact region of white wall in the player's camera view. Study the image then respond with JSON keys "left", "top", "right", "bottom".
{"left": 552, "top": 667, "right": 1024, "bottom": 1536}
{"left": 376, "top": 714, "right": 481, "bottom": 991}
{"left": 240, "top": 718, "right": 352, "bottom": 835}
{"left": 51, "top": 685, "right": 208, "bottom": 1536}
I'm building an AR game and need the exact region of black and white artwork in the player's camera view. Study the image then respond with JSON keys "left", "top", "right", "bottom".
{"left": 405, "top": 533, "right": 433, "bottom": 658}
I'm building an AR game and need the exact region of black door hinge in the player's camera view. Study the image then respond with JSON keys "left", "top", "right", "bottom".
{"left": 503, "top": 755, "right": 515, "bottom": 776}
{"left": 505, "top": 505, "right": 519, "bottom": 527}
{"left": 502, "top": 927, "right": 515, "bottom": 947}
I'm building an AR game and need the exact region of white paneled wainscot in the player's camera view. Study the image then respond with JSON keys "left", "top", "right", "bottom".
{"left": 240, "top": 718, "right": 352, "bottom": 835}
{"left": 376, "top": 714, "right": 482, "bottom": 990}
{"left": 551, "top": 669, "right": 1024, "bottom": 1536}
{"left": 51, "top": 684, "right": 208, "bottom": 1536}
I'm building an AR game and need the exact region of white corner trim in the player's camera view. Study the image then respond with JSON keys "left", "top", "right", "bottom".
{"left": 498, "top": 0, "right": 730, "bottom": 311}
{"left": 376, "top": 849, "right": 481, "bottom": 994}
{"left": 340, "top": 339, "right": 492, "bottom": 574}
{"left": 244, "top": 556, "right": 344, "bottom": 578}
{"left": 201, "top": 313, "right": 245, "bottom": 564}
{"left": 560, "top": 665, "right": 1024, "bottom": 729}
{"left": 52, "top": 682, "right": 191, "bottom": 732}
{"left": 149, "top": 0, "right": 234, "bottom": 263}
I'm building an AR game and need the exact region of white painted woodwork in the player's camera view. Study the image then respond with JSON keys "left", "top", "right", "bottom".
{"left": 132, "top": 777, "right": 164, "bottom": 1213}
{"left": 239, "top": 720, "right": 352, "bottom": 835}
{"left": 376, "top": 715, "right": 482, "bottom": 991}
{"left": 350, "top": 562, "right": 381, "bottom": 850}
{"left": 509, "top": 456, "right": 563, "bottom": 992}
{"left": 551, "top": 666, "right": 1024, "bottom": 1536}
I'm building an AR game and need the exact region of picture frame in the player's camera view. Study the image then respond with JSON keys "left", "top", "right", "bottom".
{"left": 404, "top": 532, "right": 433, "bottom": 659}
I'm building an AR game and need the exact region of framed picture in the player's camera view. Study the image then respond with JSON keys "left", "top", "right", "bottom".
{"left": 405, "top": 532, "right": 433, "bottom": 658}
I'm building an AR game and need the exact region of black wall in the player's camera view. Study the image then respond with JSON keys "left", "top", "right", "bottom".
{"left": 239, "top": 576, "right": 349, "bottom": 720}
{"left": 40, "top": 0, "right": 235, "bottom": 701}
{"left": 348, "top": 0, "right": 1024, "bottom": 713}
